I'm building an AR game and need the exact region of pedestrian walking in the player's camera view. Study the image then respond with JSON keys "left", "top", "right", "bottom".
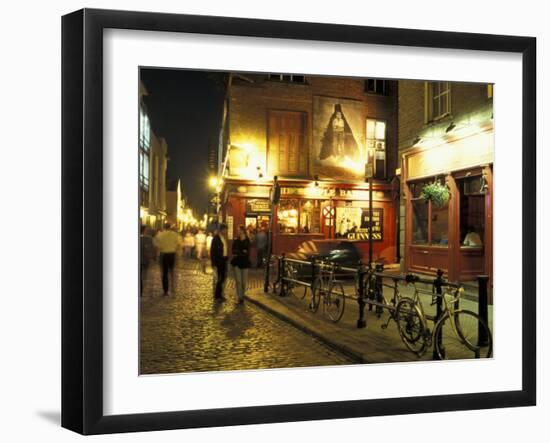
{"left": 206, "top": 231, "right": 213, "bottom": 255}
{"left": 154, "top": 223, "right": 180, "bottom": 296}
{"left": 231, "top": 225, "right": 251, "bottom": 304}
{"left": 195, "top": 229, "right": 207, "bottom": 259}
{"left": 210, "top": 224, "right": 229, "bottom": 301}
{"left": 255, "top": 226, "right": 268, "bottom": 268}
{"left": 140, "top": 225, "right": 155, "bottom": 296}
{"left": 183, "top": 231, "right": 195, "bottom": 258}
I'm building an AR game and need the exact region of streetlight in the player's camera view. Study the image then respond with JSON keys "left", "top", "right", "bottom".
{"left": 209, "top": 176, "right": 219, "bottom": 188}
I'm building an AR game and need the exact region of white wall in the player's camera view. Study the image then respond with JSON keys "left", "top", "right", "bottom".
{"left": 0, "top": 1, "right": 545, "bottom": 441}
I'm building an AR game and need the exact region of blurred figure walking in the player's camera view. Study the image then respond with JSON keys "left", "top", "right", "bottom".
{"left": 231, "top": 225, "right": 251, "bottom": 304}
{"left": 154, "top": 223, "right": 180, "bottom": 296}
{"left": 210, "top": 224, "right": 229, "bottom": 301}
{"left": 195, "top": 229, "right": 207, "bottom": 259}
{"left": 183, "top": 231, "right": 195, "bottom": 259}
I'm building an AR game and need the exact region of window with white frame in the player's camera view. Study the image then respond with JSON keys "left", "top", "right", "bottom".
{"left": 366, "top": 119, "right": 387, "bottom": 179}
{"left": 427, "top": 81, "right": 451, "bottom": 121}
{"left": 139, "top": 105, "right": 151, "bottom": 205}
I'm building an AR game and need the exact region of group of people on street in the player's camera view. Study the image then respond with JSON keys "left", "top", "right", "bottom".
{"left": 140, "top": 222, "right": 264, "bottom": 304}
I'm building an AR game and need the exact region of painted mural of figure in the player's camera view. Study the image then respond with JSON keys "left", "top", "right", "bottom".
{"left": 319, "top": 104, "right": 359, "bottom": 160}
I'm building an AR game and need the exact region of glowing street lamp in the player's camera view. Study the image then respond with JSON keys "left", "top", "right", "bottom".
{"left": 209, "top": 176, "right": 219, "bottom": 188}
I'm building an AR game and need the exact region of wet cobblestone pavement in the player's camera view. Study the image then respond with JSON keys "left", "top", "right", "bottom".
{"left": 140, "top": 258, "right": 353, "bottom": 374}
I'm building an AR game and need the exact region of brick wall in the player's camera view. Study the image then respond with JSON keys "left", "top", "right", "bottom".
{"left": 398, "top": 80, "right": 492, "bottom": 153}
{"left": 229, "top": 74, "right": 398, "bottom": 180}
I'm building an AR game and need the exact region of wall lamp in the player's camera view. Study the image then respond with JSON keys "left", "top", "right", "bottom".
{"left": 445, "top": 122, "right": 456, "bottom": 133}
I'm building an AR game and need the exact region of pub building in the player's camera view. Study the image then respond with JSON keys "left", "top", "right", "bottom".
{"left": 217, "top": 74, "right": 400, "bottom": 265}
{"left": 398, "top": 80, "right": 494, "bottom": 284}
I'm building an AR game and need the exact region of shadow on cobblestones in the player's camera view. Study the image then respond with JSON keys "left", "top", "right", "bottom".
{"left": 140, "top": 257, "right": 354, "bottom": 374}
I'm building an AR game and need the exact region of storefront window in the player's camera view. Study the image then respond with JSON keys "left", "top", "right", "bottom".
{"left": 299, "top": 200, "right": 321, "bottom": 233}
{"left": 458, "top": 175, "right": 485, "bottom": 247}
{"left": 431, "top": 203, "right": 449, "bottom": 245}
{"left": 277, "top": 199, "right": 299, "bottom": 233}
{"left": 412, "top": 200, "right": 428, "bottom": 244}
{"left": 409, "top": 177, "right": 449, "bottom": 246}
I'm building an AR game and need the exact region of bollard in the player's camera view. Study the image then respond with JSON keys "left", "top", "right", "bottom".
{"left": 310, "top": 256, "right": 316, "bottom": 291}
{"left": 477, "top": 275, "right": 490, "bottom": 346}
{"left": 375, "top": 263, "right": 384, "bottom": 316}
{"left": 279, "top": 254, "right": 287, "bottom": 297}
{"left": 263, "top": 254, "right": 271, "bottom": 293}
{"left": 432, "top": 269, "right": 445, "bottom": 360}
{"left": 357, "top": 265, "right": 367, "bottom": 328}
{"left": 367, "top": 263, "right": 375, "bottom": 312}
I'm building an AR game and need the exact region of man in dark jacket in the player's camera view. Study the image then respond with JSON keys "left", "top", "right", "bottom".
{"left": 210, "top": 224, "right": 229, "bottom": 300}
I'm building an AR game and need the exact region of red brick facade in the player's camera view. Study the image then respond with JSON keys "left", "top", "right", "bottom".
{"left": 220, "top": 74, "right": 400, "bottom": 264}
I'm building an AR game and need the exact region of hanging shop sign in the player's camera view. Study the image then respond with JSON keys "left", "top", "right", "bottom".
{"left": 246, "top": 199, "right": 271, "bottom": 213}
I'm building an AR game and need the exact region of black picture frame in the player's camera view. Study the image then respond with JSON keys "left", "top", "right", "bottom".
{"left": 61, "top": 8, "right": 536, "bottom": 435}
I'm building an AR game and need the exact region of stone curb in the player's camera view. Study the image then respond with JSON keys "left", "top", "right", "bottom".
{"left": 244, "top": 291, "right": 368, "bottom": 364}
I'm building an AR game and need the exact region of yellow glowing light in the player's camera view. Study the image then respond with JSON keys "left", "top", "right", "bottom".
{"left": 305, "top": 181, "right": 323, "bottom": 198}
{"left": 227, "top": 141, "right": 267, "bottom": 180}
{"left": 209, "top": 176, "right": 219, "bottom": 188}
{"left": 340, "top": 156, "right": 365, "bottom": 174}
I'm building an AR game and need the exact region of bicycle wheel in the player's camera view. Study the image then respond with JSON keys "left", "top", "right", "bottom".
{"left": 396, "top": 297, "right": 429, "bottom": 356}
{"left": 310, "top": 277, "right": 323, "bottom": 313}
{"left": 325, "top": 282, "right": 346, "bottom": 322}
{"left": 434, "top": 310, "right": 493, "bottom": 360}
{"left": 298, "top": 284, "right": 308, "bottom": 300}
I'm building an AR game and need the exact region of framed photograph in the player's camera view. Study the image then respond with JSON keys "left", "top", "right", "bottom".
{"left": 62, "top": 8, "right": 536, "bottom": 435}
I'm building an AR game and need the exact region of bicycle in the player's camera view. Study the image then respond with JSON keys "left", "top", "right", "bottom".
{"left": 310, "top": 262, "right": 346, "bottom": 322}
{"left": 267, "top": 256, "right": 308, "bottom": 299}
{"left": 282, "top": 259, "right": 309, "bottom": 300}
{"left": 395, "top": 276, "right": 493, "bottom": 359}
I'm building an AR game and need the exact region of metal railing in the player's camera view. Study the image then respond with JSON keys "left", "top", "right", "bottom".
{"left": 266, "top": 254, "right": 490, "bottom": 354}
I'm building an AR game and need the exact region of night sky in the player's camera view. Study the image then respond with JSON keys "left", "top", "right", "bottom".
{"left": 140, "top": 68, "right": 226, "bottom": 214}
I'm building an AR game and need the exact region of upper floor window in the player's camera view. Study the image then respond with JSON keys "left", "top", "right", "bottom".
{"left": 366, "top": 119, "right": 387, "bottom": 179}
{"left": 268, "top": 74, "right": 306, "bottom": 83}
{"left": 365, "top": 79, "right": 388, "bottom": 95}
{"left": 139, "top": 105, "right": 151, "bottom": 151}
{"left": 427, "top": 81, "right": 451, "bottom": 121}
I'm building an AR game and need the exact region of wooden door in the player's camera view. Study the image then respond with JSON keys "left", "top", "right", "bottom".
{"left": 268, "top": 111, "right": 306, "bottom": 177}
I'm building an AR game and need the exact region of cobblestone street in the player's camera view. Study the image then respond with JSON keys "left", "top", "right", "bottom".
{"left": 140, "top": 258, "right": 353, "bottom": 374}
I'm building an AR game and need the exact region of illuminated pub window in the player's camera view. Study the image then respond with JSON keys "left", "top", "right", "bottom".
{"left": 366, "top": 119, "right": 387, "bottom": 179}
{"left": 409, "top": 178, "right": 449, "bottom": 246}
{"left": 139, "top": 104, "right": 151, "bottom": 205}
{"left": 277, "top": 199, "right": 299, "bottom": 233}
{"left": 458, "top": 175, "right": 485, "bottom": 247}
{"left": 299, "top": 200, "right": 321, "bottom": 233}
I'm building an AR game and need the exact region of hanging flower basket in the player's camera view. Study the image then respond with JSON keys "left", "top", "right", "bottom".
{"left": 421, "top": 181, "right": 450, "bottom": 208}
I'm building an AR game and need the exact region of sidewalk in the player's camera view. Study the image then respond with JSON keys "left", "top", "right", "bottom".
{"left": 243, "top": 277, "right": 493, "bottom": 364}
